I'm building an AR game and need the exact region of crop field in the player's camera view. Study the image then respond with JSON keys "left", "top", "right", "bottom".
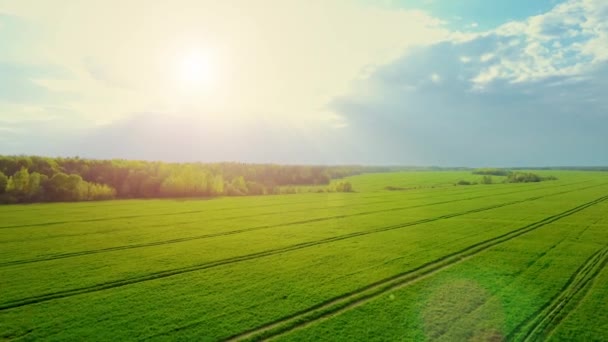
{"left": 1, "top": 170, "right": 608, "bottom": 341}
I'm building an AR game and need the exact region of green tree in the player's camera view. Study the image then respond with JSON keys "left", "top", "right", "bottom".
{"left": 46, "top": 173, "right": 71, "bottom": 201}
{"left": 6, "top": 168, "right": 29, "bottom": 195}
{"left": 246, "top": 181, "right": 265, "bottom": 195}
{"left": 0, "top": 154, "right": 372, "bottom": 203}
{"left": 230, "top": 176, "right": 248, "bottom": 195}
{"left": 27, "top": 172, "right": 44, "bottom": 200}
{"left": 209, "top": 174, "right": 224, "bottom": 195}
{"left": 480, "top": 175, "right": 493, "bottom": 184}
{"left": 86, "top": 182, "right": 116, "bottom": 200}
{"left": 334, "top": 181, "right": 354, "bottom": 192}
{"left": 67, "top": 174, "right": 87, "bottom": 200}
{"left": 0, "top": 171, "right": 7, "bottom": 194}
{"left": 46, "top": 173, "right": 86, "bottom": 201}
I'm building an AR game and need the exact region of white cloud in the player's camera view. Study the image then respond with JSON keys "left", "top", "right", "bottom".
{"left": 480, "top": 53, "right": 495, "bottom": 62}
{"left": 325, "top": 0, "right": 608, "bottom": 165}
{"left": 471, "top": 65, "right": 501, "bottom": 87}
{"left": 470, "top": 0, "right": 608, "bottom": 87}
{"left": 3, "top": 0, "right": 608, "bottom": 165}
{"left": 330, "top": 45, "right": 608, "bottom": 165}
{"left": 460, "top": 56, "right": 472, "bottom": 63}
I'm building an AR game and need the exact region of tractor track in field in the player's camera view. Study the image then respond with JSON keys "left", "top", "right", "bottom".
{"left": 0, "top": 194, "right": 423, "bottom": 242}
{"left": 0, "top": 196, "right": 408, "bottom": 240}
{"left": 0, "top": 191, "right": 441, "bottom": 229}
{"left": 430, "top": 225, "right": 576, "bottom": 341}
{"left": 1, "top": 186, "right": 603, "bottom": 313}
{"left": 220, "top": 194, "right": 608, "bottom": 342}
{"left": 0, "top": 183, "right": 595, "bottom": 267}
{"left": 0, "top": 189, "right": 413, "bottom": 214}
{"left": 414, "top": 215, "right": 606, "bottom": 341}
{"left": 0, "top": 183, "right": 498, "bottom": 234}
{"left": 0, "top": 181, "right": 585, "bottom": 230}
{"left": 1, "top": 182, "right": 569, "bottom": 244}
{"left": 510, "top": 245, "right": 608, "bottom": 342}
{"left": 0, "top": 187, "right": 587, "bottom": 311}
{"left": 0, "top": 180, "right": 552, "bottom": 215}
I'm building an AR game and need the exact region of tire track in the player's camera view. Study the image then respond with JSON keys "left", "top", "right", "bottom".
{"left": 221, "top": 194, "right": 608, "bottom": 342}
{"left": 431, "top": 227, "right": 575, "bottom": 341}
{"left": 0, "top": 196, "right": 406, "bottom": 239}
{"left": 0, "top": 189, "right": 581, "bottom": 311}
{"left": 0, "top": 191, "right": 432, "bottom": 229}
{"left": 0, "top": 196, "right": 427, "bottom": 230}
{"left": 0, "top": 180, "right": 584, "bottom": 230}
{"left": 0, "top": 183, "right": 594, "bottom": 267}
{"left": 0, "top": 183, "right": 560, "bottom": 244}
{"left": 510, "top": 245, "right": 608, "bottom": 342}
{"left": 0, "top": 195, "right": 411, "bottom": 241}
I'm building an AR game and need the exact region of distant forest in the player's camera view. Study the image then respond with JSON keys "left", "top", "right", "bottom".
{"left": 0, "top": 156, "right": 398, "bottom": 204}
{"left": 1, "top": 156, "right": 605, "bottom": 204}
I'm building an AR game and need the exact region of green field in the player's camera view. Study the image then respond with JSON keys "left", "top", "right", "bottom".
{"left": 1, "top": 171, "right": 608, "bottom": 341}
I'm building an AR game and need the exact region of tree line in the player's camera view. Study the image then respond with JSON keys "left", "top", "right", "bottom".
{"left": 0, "top": 156, "right": 372, "bottom": 204}
{"left": 472, "top": 168, "right": 512, "bottom": 176}
{"left": 459, "top": 169, "right": 557, "bottom": 185}
{"left": 504, "top": 172, "right": 557, "bottom": 183}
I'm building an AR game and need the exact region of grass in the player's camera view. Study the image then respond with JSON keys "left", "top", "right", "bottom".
{"left": 1, "top": 170, "right": 607, "bottom": 341}
{"left": 280, "top": 200, "right": 608, "bottom": 341}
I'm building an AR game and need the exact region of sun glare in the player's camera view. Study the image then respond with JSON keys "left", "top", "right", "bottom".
{"left": 175, "top": 49, "right": 216, "bottom": 91}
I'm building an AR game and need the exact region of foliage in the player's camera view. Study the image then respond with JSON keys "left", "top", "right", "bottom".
{"left": 455, "top": 180, "right": 477, "bottom": 186}
{"left": 0, "top": 155, "right": 371, "bottom": 203}
{"left": 336, "top": 181, "right": 354, "bottom": 192}
{"left": 480, "top": 175, "right": 493, "bottom": 184}
{"left": 328, "top": 181, "right": 354, "bottom": 192}
{"left": 472, "top": 168, "right": 512, "bottom": 176}
{"left": 505, "top": 172, "right": 557, "bottom": 183}
{"left": 473, "top": 168, "right": 557, "bottom": 184}
{"left": 471, "top": 169, "right": 557, "bottom": 184}
{"left": 384, "top": 185, "right": 410, "bottom": 191}
{"left": 0, "top": 171, "right": 7, "bottom": 194}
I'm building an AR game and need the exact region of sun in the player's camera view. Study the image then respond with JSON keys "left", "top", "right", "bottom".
{"left": 175, "top": 49, "right": 216, "bottom": 91}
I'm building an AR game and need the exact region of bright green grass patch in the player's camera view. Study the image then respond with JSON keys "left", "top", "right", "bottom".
{"left": 0, "top": 178, "right": 582, "bottom": 263}
{"left": 279, "top": 199, "right": 608, "bottom": 341}
{"left": 0, "top": 171, "right": 607, "bottom": 341}
{"left": 1, "top": 181, "right": 600, "bottom": 306}
{"left": 548, "top": 258, "right": 608, "bottom": 341}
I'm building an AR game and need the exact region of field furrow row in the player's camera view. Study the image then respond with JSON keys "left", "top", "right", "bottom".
{"left": 225, "top": 194, "right": 608, "bottom": 341}
{"left": 0, "top": 179, "right": 580, "bottom": 230}
{"left": 0, "top": 188, "right": 581, "bottom": 310}
{"left": 512, "top": 246, "right": 608, "bottom": 341}
{"left": 1, "top": 182, "right": 593, "bottom": 267}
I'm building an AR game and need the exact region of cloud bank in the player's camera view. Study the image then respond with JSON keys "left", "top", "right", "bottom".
{"left": 330, "top": 0, "right": 608, "bottom": 166}
{"left": 1, "top": 0, "right": 607, "bottom": 166}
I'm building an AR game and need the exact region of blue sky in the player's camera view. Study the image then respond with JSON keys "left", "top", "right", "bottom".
{"left": 375, "top": 0, "right": 561, "bottom": 30}
{"left": 1, "top": 0, "right": 607, "bottom": 166}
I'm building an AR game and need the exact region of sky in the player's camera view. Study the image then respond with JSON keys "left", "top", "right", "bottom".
{"left": 0, "top": 0, "right": 607, "bottom": 166}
